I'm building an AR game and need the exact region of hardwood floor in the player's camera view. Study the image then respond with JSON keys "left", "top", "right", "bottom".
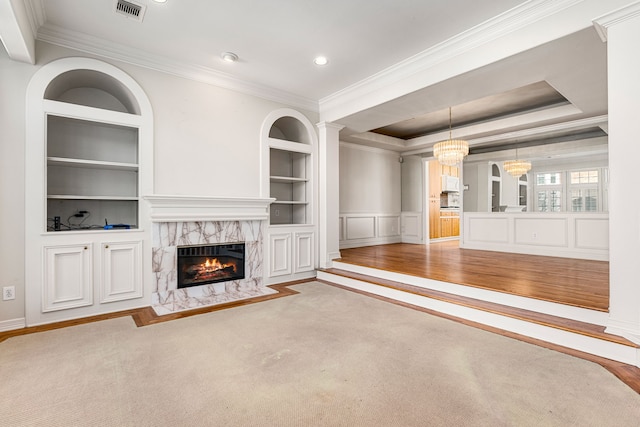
{"left": 338, "top": 241, "right": 610, "bottom": 311}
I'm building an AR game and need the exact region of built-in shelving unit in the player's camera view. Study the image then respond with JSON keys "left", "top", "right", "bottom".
{"left": 45, "top": 107, "right": 141, "bottom": 231}
{"left": 261, "top": 109, "right": 317, "bottom": 284}
{"left": 269, "top": 146, "right": 310, "bottom": 225}
{"left": 268, "top": 123, "right": 312, "bottom": 226}
{"left": 25, "top": 57, "right": 153, "bottom": 326}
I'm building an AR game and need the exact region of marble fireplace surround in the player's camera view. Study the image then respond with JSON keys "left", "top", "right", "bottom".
{"left": 146, "top": 195, "right": 275, "bottom": 315}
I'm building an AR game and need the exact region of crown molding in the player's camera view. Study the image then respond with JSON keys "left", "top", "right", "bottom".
{"left": 593, "top": 1, "right": 640, "bottom": 42}
{"left": 35, "top": 23, "right": 319, "bottom": 112}
{"left": 25, "top": 0, "right": 45, "bottom": 36}
{"left": 319, "top": 0, "right": 582, "bottom": 121}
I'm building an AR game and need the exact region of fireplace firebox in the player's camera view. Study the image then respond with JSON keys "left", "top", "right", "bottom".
{"left": 177, "top": 242, "right": 245, "bottom": 289}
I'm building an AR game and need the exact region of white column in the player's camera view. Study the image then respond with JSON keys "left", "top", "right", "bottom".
{"left": 595, "top": 3, "right": 640, "bottom": 342}
{"left": 317, "top": 121, "right": 344, "bottom": 268}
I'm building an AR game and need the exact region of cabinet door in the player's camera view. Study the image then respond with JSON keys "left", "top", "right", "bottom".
{"left": 440, "top": 217, "right": 452, "bottom": 238}
{"left": 429, "top": 161, "right": 442, "bottom": 198}
{"left": 100, "top": 240, "right": 143, "bottom": 303}
{"left": 294, "top": 232, "right": 314, "bottom": 273}
{"left": 43, "top": 244, "right": 93, "bottom": 312}
{"left": 452, "top": 217, "right": 460, "bottom": 236}
{"left": 268, "top": 232, "right": 292, "bottom": 277}
{"left": 429, "top": 198, "right": 441, "bottom": 239}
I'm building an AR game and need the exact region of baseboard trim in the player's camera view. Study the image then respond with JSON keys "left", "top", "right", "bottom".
{"left": 0, "top": 318, "right": 26, "bottom": 332}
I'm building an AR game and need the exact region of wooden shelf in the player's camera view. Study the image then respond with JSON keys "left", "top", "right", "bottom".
{"left": 48, "top": 157, "right": 138, "bottom": 171}
{"left": 48, "top": 195, "right": 139, "bottom": 201}
{"left": 271, "top": 200, "right": 308, "bottom": 205}
{"left": 270, "top": 175, "right": 308, "bottom": 183}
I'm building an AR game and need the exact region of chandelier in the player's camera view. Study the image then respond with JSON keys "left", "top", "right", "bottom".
{"left": 503, "top": 147, "right": 531, "bottom": 177}
{"left": 433, "top": 107, "right": 469, "bottom": 166}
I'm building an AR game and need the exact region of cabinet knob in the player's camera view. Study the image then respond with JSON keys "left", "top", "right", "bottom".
{"left": 105, "top": 245, "right": 109, "bottom": 249}
{"left": 84, "top": 246, "right": 88, "bottom": 250}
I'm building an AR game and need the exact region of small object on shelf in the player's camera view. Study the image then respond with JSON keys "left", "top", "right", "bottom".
{"left": 104, "top": 219, "right": 130, "bottom": 230}
{"left": 53, "top": 216, "right": 61, "bottom": 231}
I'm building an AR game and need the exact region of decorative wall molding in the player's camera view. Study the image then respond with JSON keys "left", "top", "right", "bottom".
{"left": 593, "top": 1, "right": 640, "bottom": 42}
{"left": 340, "top": 213, "right": 401, "bottom": 249}
{"left": 320, "top": 0, "right": 583, "bottom": 121}
{"left": 145, "top": 195, "right": 274, "bottom": 222}
{"left": 400, "top": 212, "right": 423, "bottom": 244}
{"left": 462, "top": 212, "right": 609, "bottom": 260}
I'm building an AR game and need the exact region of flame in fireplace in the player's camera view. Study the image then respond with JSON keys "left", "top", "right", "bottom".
{"left": 190, "top": 257, "right": 237, "bottom": 281}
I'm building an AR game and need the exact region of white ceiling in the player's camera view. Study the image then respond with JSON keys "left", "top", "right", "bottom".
{"left": 1, "top": 0, "right": 609, "bottom": 157}
{"left": 29, "top": 0, "right": 525, "bottom": 102}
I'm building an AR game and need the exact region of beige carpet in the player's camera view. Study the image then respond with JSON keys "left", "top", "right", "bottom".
{"left": 1, "top": 281, "right": 639, "bottom": 426}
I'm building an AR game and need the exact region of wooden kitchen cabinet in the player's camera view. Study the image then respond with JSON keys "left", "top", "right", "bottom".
{"left": 429, "top": 198, "right": 441, "bottom": 239}
{"left": 452, "top": 216, "right": 460, "bottom": 236}
{"left": 440, "top": 216, "right": 452, "bottom": 237}
{"left": 439, "top": 211, "right": 460, "bottom": 238}
{"left": 429, "top": 160, "right": 441, "bottom": 198}
{"left": 429, "top": 160, "right": 460, "bottom": 239}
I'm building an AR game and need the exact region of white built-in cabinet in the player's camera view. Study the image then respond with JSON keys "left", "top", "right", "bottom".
{"left": 25, "top": 58, "right": 153, "bottom": 326}
{"left": 261, "top": 110, "right": 318, "bottom": 283}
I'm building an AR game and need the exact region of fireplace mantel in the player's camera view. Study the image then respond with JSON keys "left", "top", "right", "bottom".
{"left": 144, "top": 195, "right": 275, "bottom": 222}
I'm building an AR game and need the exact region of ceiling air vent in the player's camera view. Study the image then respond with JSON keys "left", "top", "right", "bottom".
{"left": 115, "top": 0, "right": 147, "bottom": 22}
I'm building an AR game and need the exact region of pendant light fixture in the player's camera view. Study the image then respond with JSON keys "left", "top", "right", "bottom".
{"left": 433, "top": 107, "right": 469, "bottom": 166}
{"left": 503, "top": 146, "right": 531, "bottom": 177}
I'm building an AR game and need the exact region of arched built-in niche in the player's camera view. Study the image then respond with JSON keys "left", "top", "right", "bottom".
{"left": 260, "top": 109, "right": 317, "bottom": 225}
{"left": 260, "top": 108, "right": 318, "bottom": 284}
{"left": 25, "top": 57, "right": 153, "bottom": 325}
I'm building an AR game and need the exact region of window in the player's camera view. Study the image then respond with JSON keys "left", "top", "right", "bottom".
{"left": 536, "top": 172, "right": 562, "bottom": 212}
{"left": 569, "top": 169, "right": 599, "bottom": 212}
{"left": 537, "top": 172, "right": 562, "bottom": 186}
{"left": 534, "top": 168, "right": 606, "bottom": 212}
{"left": 571, "top": 189, "right": 598, "bottom": 212}
{"left": 570, "top": 170, "right": 598, "bottom": 184}
{"left": 537, "top": 190, "right": 562, "bottom": 212}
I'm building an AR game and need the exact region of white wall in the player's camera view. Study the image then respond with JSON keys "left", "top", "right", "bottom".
{"left": 401, "top": 155, "right": 423, "bottom": 213}
{"left": 0, "top": 47, "right": 29, "bottom": 322}
{"left": 339, "top": 142, "right": 401, "bottom": 247}
{"left": 0, "top": 42, "right": 318, "bottom": 324}
{"left": 339, "top": 142, "right": 401, "bottom": 213}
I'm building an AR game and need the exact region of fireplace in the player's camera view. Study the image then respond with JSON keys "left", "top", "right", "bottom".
{"left": 177, "top": 242, "right": 245, "bottom": 289}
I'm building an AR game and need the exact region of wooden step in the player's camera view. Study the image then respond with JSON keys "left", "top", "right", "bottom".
{"left": 319, "top": 268, "right": 638, "bottom": 349}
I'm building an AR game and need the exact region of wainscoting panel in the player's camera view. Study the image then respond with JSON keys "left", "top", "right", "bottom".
{"left": 345, "top": 216, "right": 376, "bottom": 240}
{"left": 401, "top": 212, "right": 422, "bottom": 244}
{"left": 462, "top": 213, "right": 608, "bottom": 260}
{"left": 467, "top": 217, "right": 509, "bottom": 243}
{"left": 514, "top": 217, "right": 568, "bottom": 247}
{"left": 378, "top": 216, "right": 400, "bottom": 237}
{"left": 340, "top": 213, "right": 402, "bottom": 249}
{"left": 575, "top": 217, "right": 609, "bottom": 250}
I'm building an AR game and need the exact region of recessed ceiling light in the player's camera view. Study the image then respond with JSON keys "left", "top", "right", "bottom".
{"left": 152, "top": 0, "right": 167, "bottom": 3}
{"left": 221, "top": 52, "right": 238, "bottom": 63}
{"left": 313, "top": 56, "right": 328, "bottom": 66}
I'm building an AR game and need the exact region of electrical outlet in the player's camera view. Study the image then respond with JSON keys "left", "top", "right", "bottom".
{"left": 3, "top": 286, "right": 15, "bottom": 301}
